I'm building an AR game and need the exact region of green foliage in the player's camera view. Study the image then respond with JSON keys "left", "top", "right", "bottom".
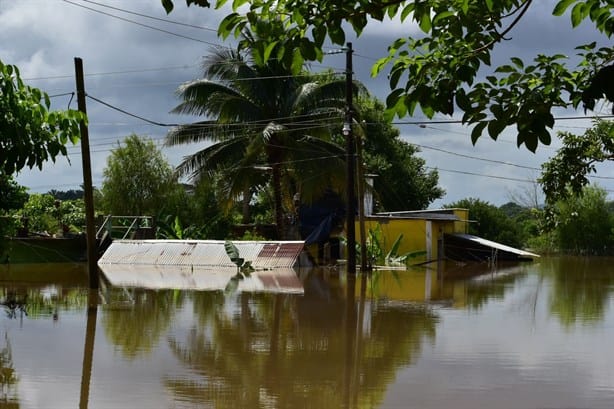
{"left": 0, "top": 175, "right": 27, "bottom": 240}
{"left": 47, "top": 189, "right": 84, "bottom": 201}
{"left": 0, "top": 175, "right": 27, "bottom": 214}
{"left": 0, "top": 60, "right": 84, "bottom": 175}
{"left": 240, "top": 229, "right": 267, "bottom": 241}
{"left": 156, "top": 214, "right": 208, "bottom": 240}
{"left": 101, "top": 134, "right": 180, "bottom": 216}
{"left": 224, "top": 240, "right": 255, "bottom": 280}
{"left": 540, "top": 120, "right": 614, "bottom": 206}
{"left": 0, "top": 176, "right": 27, "bottom": 241}
{"left": 553, "top": 185, "right": 614, "bottom": 255}
{"left": 18, "top": 193, "right": 58, "bottom": 233}
{"left": 13, "top": 193, "right": 86, "bottom": 234}
{"left": 58, "top": 199, "right": 86, "bottom": 232}
{"left": 161, "top": 0, "right": 614, "bottom": 153}
{"left": 158, "top": 177, "right": 234, "bottom": 240}
{"left": 165, "top": 45, "right": 350, "bottom": 235}
{"left": 525, "top": 229, "right": 558, "bottom": 255}
{"left": 361, "top": 223, "right": 426, "bottom": 267}
{"left": 499, "top": 201, "right": 541, "bottom": 247}
{"left": 446, "top": 198, "right": 524, "bottom": 248}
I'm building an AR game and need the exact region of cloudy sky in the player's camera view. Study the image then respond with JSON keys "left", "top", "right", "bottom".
{"left": 1, "top": 0, "right": 612, "bottom": 208}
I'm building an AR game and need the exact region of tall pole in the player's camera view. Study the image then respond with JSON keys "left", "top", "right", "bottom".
{"left": 356, "top": 132, "right": 369, "bottom": 272}
{"left": 74, "top": 57, "right": 99, "bottom": 289}
{"left": 344, "top": 43, "right": 356, "bottom": 275}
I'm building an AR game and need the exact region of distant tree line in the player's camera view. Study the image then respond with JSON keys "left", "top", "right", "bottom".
{"left": 447, "top": 184, "right": 614, "bottom": 256}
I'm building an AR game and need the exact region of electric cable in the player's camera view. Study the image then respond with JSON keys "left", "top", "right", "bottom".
{"left": 61, "top": 0, "right": 221, "bottom": 46}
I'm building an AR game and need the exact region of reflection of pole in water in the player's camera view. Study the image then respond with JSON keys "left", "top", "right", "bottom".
{"left": 79, "top": 291, "right": 98, "bottom": 409}
{"left": 270, "top": 294, "right": 282, "bottom": 355}
{"left": 343, "top": 275, "right": 357, "bottom": 409}
{"left": 352, "top": 273, "right": 368, "bottom": 407}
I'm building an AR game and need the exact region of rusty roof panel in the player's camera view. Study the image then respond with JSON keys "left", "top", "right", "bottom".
{"left": 99, "top": 240, "right": 306, "bottom": 269}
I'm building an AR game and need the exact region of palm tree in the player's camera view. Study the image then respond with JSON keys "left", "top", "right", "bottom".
{"left": 164, "top": 44, "right": 353, "bottom": 238}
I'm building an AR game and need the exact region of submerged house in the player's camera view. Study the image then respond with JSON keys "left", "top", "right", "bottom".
{"left": 360, "top": 208, "right": 538, "bottom": 264}
{"left": 301, "top": 205, "right": 538, "bottom": 265}
{"left": 359, "top": 208, "right": 469, "bottom": 265}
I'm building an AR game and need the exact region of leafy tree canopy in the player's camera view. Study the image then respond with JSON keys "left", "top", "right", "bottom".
{"left": 165, "top": 45, "right": 350, "bottom": 236}
{"left": 0, "top": 60, "right": 84, "bottom": 176}
{"left": 47, "top": 189, "right": 84, "bottom": 201}
{"left": 540, "top": 120, "right": 614, "bottom": 205}
{"left": 161, "top": 0, "right": 614, "bottom": 153}
{"left": 101, "top": 134, "right": 181, "bottom": 216}
{"left": 445, "top": 197, "right": 524, "bottom": 248}
{"left": 0, "top": 174, "right": 27, "bottom": 213}
{"left": 553, "top": 185, "right": 614, "bottom": 255}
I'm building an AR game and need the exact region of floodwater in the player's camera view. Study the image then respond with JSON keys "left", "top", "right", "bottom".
{"left": 0, "top": 256, "right": 613, "bottom": 408}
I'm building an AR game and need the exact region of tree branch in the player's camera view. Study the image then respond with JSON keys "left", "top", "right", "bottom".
{"left": 470, "top": 0, "right": 533, "bottom": 55}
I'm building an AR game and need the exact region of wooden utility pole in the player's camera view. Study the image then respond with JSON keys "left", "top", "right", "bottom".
{"left": 74, "top": 57, "right": 99, "bottom": 289}
{"left": 345, "top": 43, "right": 356, "bottom": 275}
{"left": 356, "top": 132, "right": 369, "bottom": 272}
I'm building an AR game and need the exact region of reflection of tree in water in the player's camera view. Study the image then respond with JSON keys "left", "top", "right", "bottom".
{"left": 463, "top": 270, "right": 528, "bottom": 311}
{"left": 166, "top": 273, "right": 439, "bottom": 408}
{"left": 0, "top": 293, "right": 26, "bottom": 320}
{"left": 102, "top": 289, "right": 180, "bottom": 359}
{"left": 545, "top": 256, "right": 614, "bottom": 327}
{"left": 0, "top": 333, "right": 19, "bottom": 408}
{"left": 0, "top": 287, "right": 88, "bottom": 320}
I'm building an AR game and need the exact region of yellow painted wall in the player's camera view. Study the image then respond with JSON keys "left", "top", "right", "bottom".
{"left": 448, "top": 208, "right": 470, "bottom": 233}
{"left": 356, "top": 209, "right": 469, "bottom": 264}
{"left": 306, "top": 208, "right": 470, "bottom": 265}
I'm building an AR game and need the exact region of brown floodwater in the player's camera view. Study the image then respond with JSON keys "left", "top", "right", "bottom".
{"left": 0, "top": 256, "right": 613, "bottom": 408}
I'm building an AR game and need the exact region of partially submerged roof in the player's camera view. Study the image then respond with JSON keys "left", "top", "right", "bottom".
{"left": 98, "top": 239, "right": 307, "bottom": 269}
{"left": 98, "top": 240, "right": 307, "bottom": 293}
{"left": 445, "top": 233, "right": 539, "bottom": 262}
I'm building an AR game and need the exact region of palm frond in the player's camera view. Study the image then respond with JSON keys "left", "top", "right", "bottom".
{"left": 164, "top": 120, "right": 229, "bottom": 146}
{"left": 172, "top": 80, "right": 251, "bottom": 116}
{"left": 202, "top": 47, "right": 248, "bottom": 80}
{"left": 174, "top": 136, "right": 249, "bottom": 180}
{"left": 262, "top": 122, "right": 286, "bottom": 142}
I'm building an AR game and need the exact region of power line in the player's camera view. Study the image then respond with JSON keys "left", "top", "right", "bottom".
{"left": 416, "top": 143, "right": 539, "bottom": 171}
{"left": 61, "top": 0, "right": 221, "bottom": 46}
{"left": 74, "top": 0, "right": 217, "bottom": 32}
{"left": 23, "top": 64, "right": 199, "bottom": 82}
{"left": 86, "top": 94, "right": 180, "bottom": 127}
{"left": 80, "top": 94, "right": 614, "bottom": 184}
{"left": 86, "top": 92, "right": 344, "bottom": 129}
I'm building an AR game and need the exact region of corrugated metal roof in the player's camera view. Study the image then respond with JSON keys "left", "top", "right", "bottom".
{"left": 98, "top": 240, "right": 307, "bottom": 269}
{"left": 449, "top": 233, "right": 540, "bottom": 259}
{"left": 373, "top": 209, "right": 461, "bottom": 221}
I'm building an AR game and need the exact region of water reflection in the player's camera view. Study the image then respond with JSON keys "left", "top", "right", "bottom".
{"left": 164, "top": 271, "right": 438, "bottom": 408}
{"left": 0, "top": 262, "right": 90, "bottom": 409}
{"left": 540, "top": 256, "right": 614, "bottom": 327}
{"left": 364, "top": 261, "right": 531, "bottom": 310}
{"left": 101, "top": 289, "right": 181, "bottom": 358}
{"left": 0, "top": 333, "right": 19, "bottom": 408}
{"left": 1, "top": 258, "right": 614, "bottom": 408}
